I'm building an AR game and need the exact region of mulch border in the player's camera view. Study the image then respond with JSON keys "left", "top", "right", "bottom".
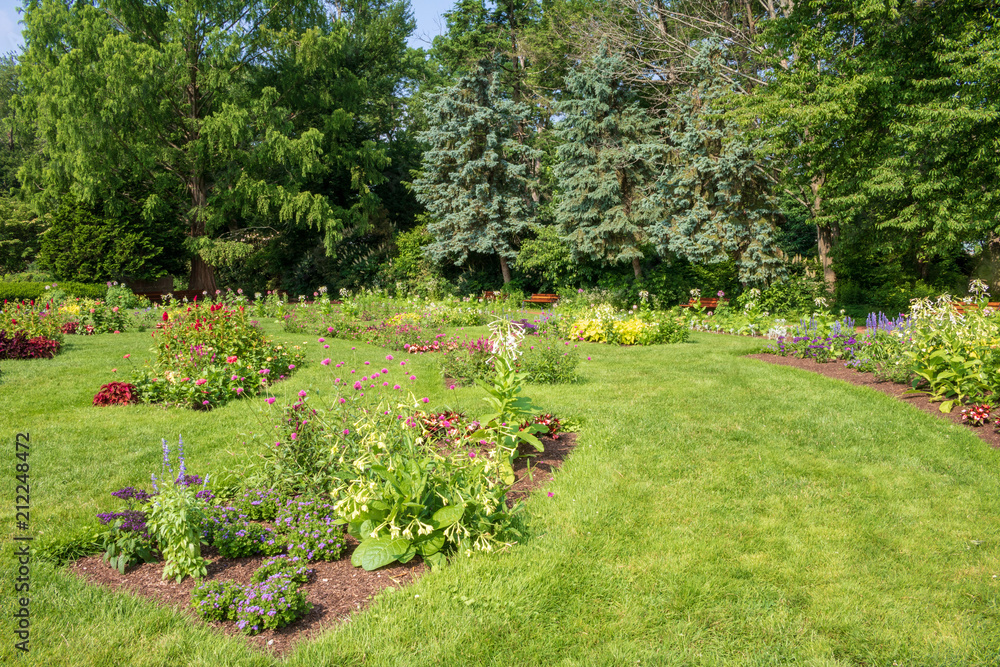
{"left": 748, "top": 352, "right": 1000, "bottom": 448}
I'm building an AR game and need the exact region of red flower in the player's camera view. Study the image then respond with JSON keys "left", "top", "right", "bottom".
{"left": 162, "top": 311, "right": 169, "bottom": 322}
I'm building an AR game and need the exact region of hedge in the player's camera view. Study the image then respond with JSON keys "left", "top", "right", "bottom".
{"left": 0, "top": 281, "right": 108, "bottom": 302}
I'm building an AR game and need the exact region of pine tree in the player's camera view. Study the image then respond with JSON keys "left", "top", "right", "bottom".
{"left": 552, "top": 47, "right": 663, "bottom": 279}
{"left": 653, "top": 43, "right": 785, "bottom": 286}
{"left": 412, "top": 58, "right": 540, "bottom": 284}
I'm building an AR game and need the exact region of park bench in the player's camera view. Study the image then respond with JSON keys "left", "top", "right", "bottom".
{"left": 523, "top": 293, "right": 560, "bottom": 307}
{"left": 680, "top": 297, "right": 728, "bottom": 311}
{"left": 482, "top": 290, "right": 501, "bottom": 301}
{"left": 952, "top": 301, "right": 1000, "bottom": 315}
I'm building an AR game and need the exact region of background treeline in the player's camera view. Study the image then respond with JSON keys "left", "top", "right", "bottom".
{"left": 0, "top": 0, "right": 996, "bottom": 315}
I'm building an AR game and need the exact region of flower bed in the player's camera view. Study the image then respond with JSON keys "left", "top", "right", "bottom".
{"left": 128, "top": 303, "right": 304, "bottom": 409}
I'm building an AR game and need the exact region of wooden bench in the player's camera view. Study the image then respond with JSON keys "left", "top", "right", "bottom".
{"left": 953, "top": 301, "right": 1000, "bottom": 315}
{"left": 522, "top": 293, "right": 560, "bottom": 307}
{"left": 482, "top": 291, "right": 502, "bottom": 301}
{"left": 680, "top": 297, "right": 728, "bottom": 311}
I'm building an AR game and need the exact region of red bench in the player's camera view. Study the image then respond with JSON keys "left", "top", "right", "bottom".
{"left": 680, "top": 297, "right": 728, "bottom": 311}
{"left": 522, "top": 293, "right": 560, "bottom": 307}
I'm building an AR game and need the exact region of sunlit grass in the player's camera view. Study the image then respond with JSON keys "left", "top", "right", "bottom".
{"left": 2, "top": 329, "right": 998, "bottom": 665}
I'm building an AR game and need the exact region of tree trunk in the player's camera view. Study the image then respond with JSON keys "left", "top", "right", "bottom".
{"left": 817, "top": 223, "right": 838, "bottom": 290}
{"left": 499, "top": 254, "right": 512, "bottom": 284}
{"left": 189, "top": 253, "right": 217, "bottom": 294}
{"left": 187, "top": 173, "right": 217, "bottom": 293}
{"left": 632, "top": 256, "right": 642, "bottom": 279}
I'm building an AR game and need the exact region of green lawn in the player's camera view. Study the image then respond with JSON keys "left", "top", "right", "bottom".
{"left": 3, "top": 329, "right": 999, "bottom": 665}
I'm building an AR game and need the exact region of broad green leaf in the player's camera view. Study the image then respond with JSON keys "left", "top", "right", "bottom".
{"left": 431, "top": 503, "right": 466, "bottom": 529}
{"left": 351, "top": 537, "right": 400, "bottom": 571}
{"left": 413, "top": 531, "right": 445, "bottom": 556}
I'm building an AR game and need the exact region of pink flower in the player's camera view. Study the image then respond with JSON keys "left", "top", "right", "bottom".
{"left": 324, "top": 344, "right": 329, "bottom": 349}
{"left": 400, "top": 361, "right": 406, "bottom": 366}
{"left": 422, "top": 397, "right": 429, "bottom": 403}
{"left": 203, "top": 400, "right": 210, "bottom": 406}
{"left": 547, "top": 492, "right": 554, "bottom": 497}
{"left": 290, "top": 433, "right": 297, "bottom": 440}
{"left": 449, "top": 384, "right": 456, "bottom": 390}
{"left": 469, "top": 451, "right": 476, "bottom": 458}
{"left": 338, "top": 397, "right": 345, "bottom": 404}
{"left": 386, "top": 355, "right": 394, "bottom": 361}
{"left": 195, "top": 378, "right": 207, "bottom": 386}
{"left": 353, "top": 381, "right": 362, "bottom": 390}
{"left": 328, "top": 327, "right": 334, "bottom": 333}
{"left": 587, "top": 357, "right": 591, "bottom": 360}
{"left": 409, "top": 375, "right": 416, "bottom": 381}
{"left": 364, "top": 361, "right": 370, "bottom": 365}
{"left": 322, "top": 358, "right": 330, "bottom": 365}
{"left": 231, "top": 375, "right": 238, "bottom": 381}
{"left": 123, "top": 354, "right": 131, "bottom": 359}
{"left": 298, "top": 390, "right": 307, "bottom": 397}
{"left": 266, "top": 397, "right": 276, "bottom": 405}
{"left": 393, "top": 384, "right": 400, "bottom": 390}
{"left": 382, "top": 382, "right": 389, "bottom": 386}
{"left": 235, "top": 387, "right": 244, "bottom": 394}
{"left": 226, "top": 356, "right": 238, "bottom": 364}
{"left": 343, "top": 429, "right": 350, "bottom": 436}
{"left": 111, "top": 368, "right": 118, "bottom": 373}
{"left": 319, "top": 337, "right": 325, "bottom": 342}
{"left": 381, "top": 368, "right": 388, "bottom": 374}
{"left": 288, "top": 364, "right": 295, "bottom": 370}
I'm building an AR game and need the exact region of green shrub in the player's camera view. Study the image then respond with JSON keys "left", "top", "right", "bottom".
{"left": 0, "top": 281, "right": 106, "bottom": 302}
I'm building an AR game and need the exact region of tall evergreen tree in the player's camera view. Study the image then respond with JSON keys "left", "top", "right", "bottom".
{"left": 552, "top": 47, "right": 663, "bottom": 278}
{"left": 411, "top": 58, "right": 540, "bottom": 284}
{"left": 653, "top": 43, "right": 784, "bottom": 286}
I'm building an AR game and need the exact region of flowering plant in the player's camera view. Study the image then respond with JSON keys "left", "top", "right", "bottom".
{"left": 146, "top": 437, "right": 210, "bottom": 582}
{"left": 961, "top": 404, "right": 991, "bottom": 427}
{"left": 132, "top": 302, "right": 303, "bottom": 409}
{"left": 97, "top": 487, "right": 157, "bottom": 574}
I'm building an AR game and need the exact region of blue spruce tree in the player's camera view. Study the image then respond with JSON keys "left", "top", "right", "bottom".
{"left": 652, "top": 43, "right": 785, "bottom": 286}
{"left": 412, "top": 58, "right": 540, "bottom": 284}
{"left": 551, "top": 47, "right": 664, "bottom": 279}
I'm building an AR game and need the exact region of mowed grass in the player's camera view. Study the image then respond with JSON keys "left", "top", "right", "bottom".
{"left": 2, "top": 328, "right": 999, "bottom": 666}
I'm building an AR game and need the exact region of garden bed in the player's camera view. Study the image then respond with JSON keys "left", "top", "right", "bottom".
{"left": 749, "top": 353, "right": 1000, "bottom": 449}
{"left": 69, "top": 432, "right": 577, "bottom": 656}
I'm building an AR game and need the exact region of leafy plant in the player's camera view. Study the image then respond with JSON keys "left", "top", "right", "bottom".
{"left": 960, "top": 404, "right": 991, "bottom": 426}
{"left": 235, "top": 573, "right": 311, "bottom": 635}
{"left": 212, "top": 520, "right": 285, "bottom": 559}
{"left": 0, "top": 330, "right": 60, "bottom": 359}
{"left": 145, "top": 437, "right": 209, "bottom": 582}
{"left": 191, "top": 580, "right": 244, "bottom": 622}
{"left": 93, "top": 382, "right": 139, "bottom": 406}
{"left": 251, "top": 555, "right": 313, "bottom": 584}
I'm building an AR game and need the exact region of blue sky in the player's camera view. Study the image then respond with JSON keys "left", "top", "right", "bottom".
{"left": 0, "top": 0, "right": 454, "bottom": 54}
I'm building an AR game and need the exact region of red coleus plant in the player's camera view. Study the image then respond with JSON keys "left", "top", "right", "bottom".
{"left": 961, "top": 403, "right": 991, "bottom": 427}
{"left": 93, "top": 382, "right": 139, "bottom": 406}
{"left": 0, "top": 331, "right": 60, "bottom": 359}
{"left": 521, "top": 413, "right": 562, "bottom": 439}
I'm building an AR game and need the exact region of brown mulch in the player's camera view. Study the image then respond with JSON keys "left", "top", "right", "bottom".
{"left": 70, "top": 432, "right": 577, "bottom": 656}
{"left": 748, "top": 352, "right": 1000, "bottom": 448}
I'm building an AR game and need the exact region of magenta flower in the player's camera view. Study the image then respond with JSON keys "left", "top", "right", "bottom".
{"left": 235, "top": 387, "right": 244, "bottom": 394}
{"left": 421, "top": 397, "right": 429, "bottom": 403}
{"left": 547, "top": 492, "right": 554, "bottom": 497}
{"left": 266, "top": 397, "right": 276, "bottom": 405}
{"left": 409, "top": 375, "right": 416, "bottom": 381}
{"left": 449, "top": 384, "right": 456, "bottom": 390}
{"left": 338, "top": 397, "right": 346, "bottom": 404}
{"left": 290, "top": 433, "right": 298, "bottom": 440}
{"left": 318, "top": 337, "right": 325, "bottom": 342}
{"left": 381, "top": 368, "right": 388, "bottom": 374}
{"left": 195, "top": 378, "right": 207, "bottom": 385}
{"left": 353, "top": 381, "right": 362, "bottom": 390}
{"left": 288, "top": 364, "right": 295, "bottom": 370}
{"left": 298, "top": 390, "right": 307, "bottom": 397}
{"left": 343, "top": 429, "right": 349, "bottom": 436}
{"left": 386, "top": 354, "right": 394, "bottom": 361}
{"left": 322, "top": 359, "right": 330, "bottom": 365}
{"left": 469, "top": 451, "right": 476, "bottom": 458}
{"left": 393, "top": 384, "right": 401, "bottom": 390}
